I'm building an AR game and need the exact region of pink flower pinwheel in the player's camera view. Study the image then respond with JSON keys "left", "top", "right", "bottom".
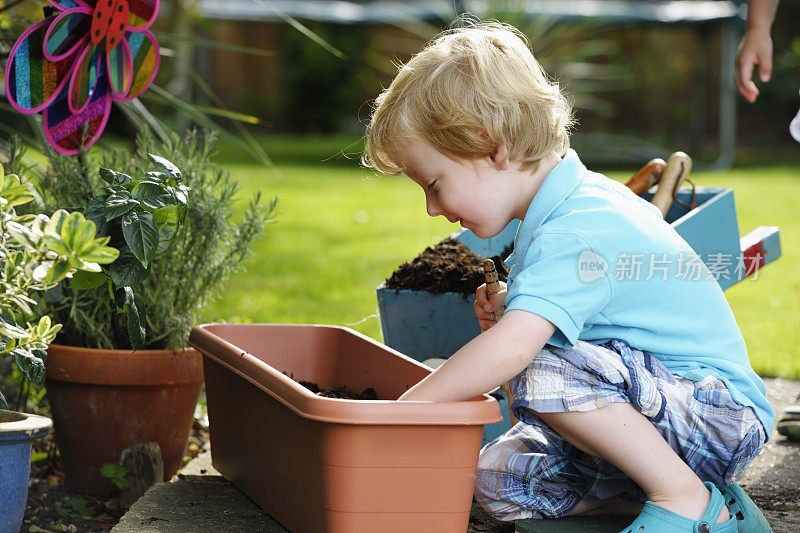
{"left": 4, "top": 0, "right": 160, "bottom": 154}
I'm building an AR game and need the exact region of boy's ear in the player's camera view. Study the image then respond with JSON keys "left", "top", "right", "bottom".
{"left": 490, "top": 144, "right": 510, "bottom": 170}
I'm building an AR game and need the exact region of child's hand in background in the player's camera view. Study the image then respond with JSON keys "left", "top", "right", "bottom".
{"left": 475, "top": 281, "right": 507, "bottom": 332}
{"left": 733, "top": 0, "right": 779, "bottom": 103}
{"left": 735, "top": 26, "right": 773, "bottom": 103}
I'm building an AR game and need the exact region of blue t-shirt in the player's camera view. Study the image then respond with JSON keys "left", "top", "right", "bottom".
{"left": 505, "top": 149, "right": 774, "bottom": 436}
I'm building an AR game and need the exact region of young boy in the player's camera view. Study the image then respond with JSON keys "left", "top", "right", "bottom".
{"left": 363, "top": 21, "right": 773, "bottom": 533}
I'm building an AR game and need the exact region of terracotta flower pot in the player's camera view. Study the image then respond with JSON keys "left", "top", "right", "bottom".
{"left": 45, "top": 344, "right": 204, "bottom": 496}
{"left": 189, "top": 323, "right": 501, "bottom": 533}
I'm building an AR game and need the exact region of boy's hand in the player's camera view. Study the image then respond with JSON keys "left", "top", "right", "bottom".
{"left": 475, "top": 281, "right": 507, "bottom": 332}
{"left": 735, "top": 27, "right": 773, "bottom": 103}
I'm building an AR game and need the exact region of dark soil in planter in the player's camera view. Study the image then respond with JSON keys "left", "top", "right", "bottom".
{"left": 384, "top": 238, "right": 510, "bottom": 296}
{"left": 298, "top": 380, "right": 378, "bottom": 400}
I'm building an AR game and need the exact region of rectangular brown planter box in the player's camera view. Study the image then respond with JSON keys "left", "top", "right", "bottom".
{"left": 188, "top": 323, "right": 501, "bottom": 533}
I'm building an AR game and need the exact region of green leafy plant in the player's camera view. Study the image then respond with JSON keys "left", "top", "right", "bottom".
{"left": 0, "top": 162, "right": 118, "bottom": 409}
{"left": 73, "top": 154, "right": 191, "bottom": 350}
{"left": 8, "top": 129, "right": 277, "bottom": 352}
{"left": 54, "top": 496, "right": 92, "bottom": 520}
{"left": 100, "top": 463, "right": 130, "bottom": 490}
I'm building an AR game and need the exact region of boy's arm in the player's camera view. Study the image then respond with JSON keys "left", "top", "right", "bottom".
{"left": 397, "top": 310, "right": 556, "bottom": 402}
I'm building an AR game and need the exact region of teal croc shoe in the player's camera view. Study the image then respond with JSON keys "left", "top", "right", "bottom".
{"left": 619, "top": 481, "right": 736, "bottom": 533}
{"left": 717, "top": 482, "right": 773, "bottom": 533}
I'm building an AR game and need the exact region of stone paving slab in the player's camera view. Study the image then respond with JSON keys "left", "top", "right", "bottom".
{"left": 111, "top": 477, "right": 287, "bottom": 533}
{"left": 113, "top": 377, "right": 800, "bottom": 533}
{"left": 112, "top": 452, "right": 288, "bottom": 533}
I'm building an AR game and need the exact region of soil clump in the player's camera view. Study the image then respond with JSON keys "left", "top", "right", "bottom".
{"left": 384, "top": 238, "right": 510, "bottom": 296}
{"left": 281, "top": 371, "right": 379, "bottom": 399}
{"left": 298, "top": 381, "right": 378, "bottom": 400}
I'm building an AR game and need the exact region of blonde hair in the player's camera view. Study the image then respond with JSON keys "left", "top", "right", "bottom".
{"left": 362, "top": 20, "right": 573, "bottom": 175}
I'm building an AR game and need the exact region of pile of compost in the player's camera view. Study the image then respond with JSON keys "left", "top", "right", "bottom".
{"left": 384, "top": 238, "right": 510, "bottom": 296}
{"left": 299, "top": 381, "right": 378, "bottom": 400}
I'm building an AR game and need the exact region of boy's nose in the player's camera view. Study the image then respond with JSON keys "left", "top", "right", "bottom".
{"left": 426, "top": 196, "right": 442, "bottom": 217}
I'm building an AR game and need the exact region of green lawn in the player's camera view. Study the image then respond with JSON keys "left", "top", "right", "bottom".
{"left": 201, "top": 136, "right": 800, "bottom": 379}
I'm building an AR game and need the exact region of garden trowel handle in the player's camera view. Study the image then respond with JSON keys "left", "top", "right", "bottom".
{"left": 651, "top": 152, "right": 692, "bottom": 218}
{"left": 483, "top": 259, "right": 519, "bottom": 426}
{"left": 483, "top": 259, "right": 506, "bottom": 321}
{"left": 624, "top": 158, "right": 666, "bottom": 196}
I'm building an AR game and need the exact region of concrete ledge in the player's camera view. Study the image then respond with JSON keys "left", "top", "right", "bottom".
{"left": 112, "top": 452, "right": 288, "bottom": 533}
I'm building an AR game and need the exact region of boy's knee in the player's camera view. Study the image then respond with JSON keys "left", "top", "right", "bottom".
{"left": 473, "top": 456, "right": 497, "bottom": 503}
{"left": 474, "top": 445, "right": 530, "bottom": 521}
{"left": 474, "top": 459, "right": 504, "bottom": 515}
{"left": 474, "top": 461, "right": 578, "bottom": 521}
{"left": 474, "top": 442, "right": 567, "bottom": 521}
{"left": 474, "top": 444, "right": 507, "bottom": 499}
{"left": 473, "top": 466, "right": 528, "bottom": 521}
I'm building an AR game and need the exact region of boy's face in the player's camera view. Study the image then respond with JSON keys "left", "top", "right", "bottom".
{"left": 396, "top": 136, "right": 514, "bottom": 239}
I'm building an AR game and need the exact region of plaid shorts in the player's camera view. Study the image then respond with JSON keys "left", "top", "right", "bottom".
{"left": 474, "top": 339, "right": 767, "bottom": 521}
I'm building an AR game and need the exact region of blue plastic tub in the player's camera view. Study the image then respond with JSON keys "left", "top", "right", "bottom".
{"left": 0, "top": 410, "right": 52, "bottom": 533}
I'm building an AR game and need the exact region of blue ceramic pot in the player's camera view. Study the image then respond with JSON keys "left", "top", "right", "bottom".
{"left": 0, "top": 409, "right": 52, "bottom": 533}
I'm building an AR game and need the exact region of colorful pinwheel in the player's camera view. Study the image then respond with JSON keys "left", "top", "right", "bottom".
{"left": 4, "top": 0, "right": 160, "bottom": 154}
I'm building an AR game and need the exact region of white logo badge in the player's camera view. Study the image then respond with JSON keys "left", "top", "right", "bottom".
{"left": 578, "top": 251, "right": 608, "bottom": 283}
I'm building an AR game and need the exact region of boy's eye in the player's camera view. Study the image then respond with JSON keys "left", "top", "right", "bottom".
{"left": 427, "top": 180, "right": 438, "bottom": 192}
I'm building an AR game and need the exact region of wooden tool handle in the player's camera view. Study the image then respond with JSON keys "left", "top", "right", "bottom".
{"left": 651, "top": 152, "right": 692, "bottom": 218}
{"left": 624, "top": 158, "right": 666, "bottom": 196}
{"left": 483, "top": 259, "right": 518, "bottom": 426}
{"left": 483, "top": 259, "right": 506, "bottom": 322}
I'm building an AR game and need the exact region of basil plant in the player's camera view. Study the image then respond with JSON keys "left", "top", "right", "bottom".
{"left": 73, "top": 154, "right": 190, "bottom": 351}
{"left": 0, "top": 163, "right": 119, "bottom": 409}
